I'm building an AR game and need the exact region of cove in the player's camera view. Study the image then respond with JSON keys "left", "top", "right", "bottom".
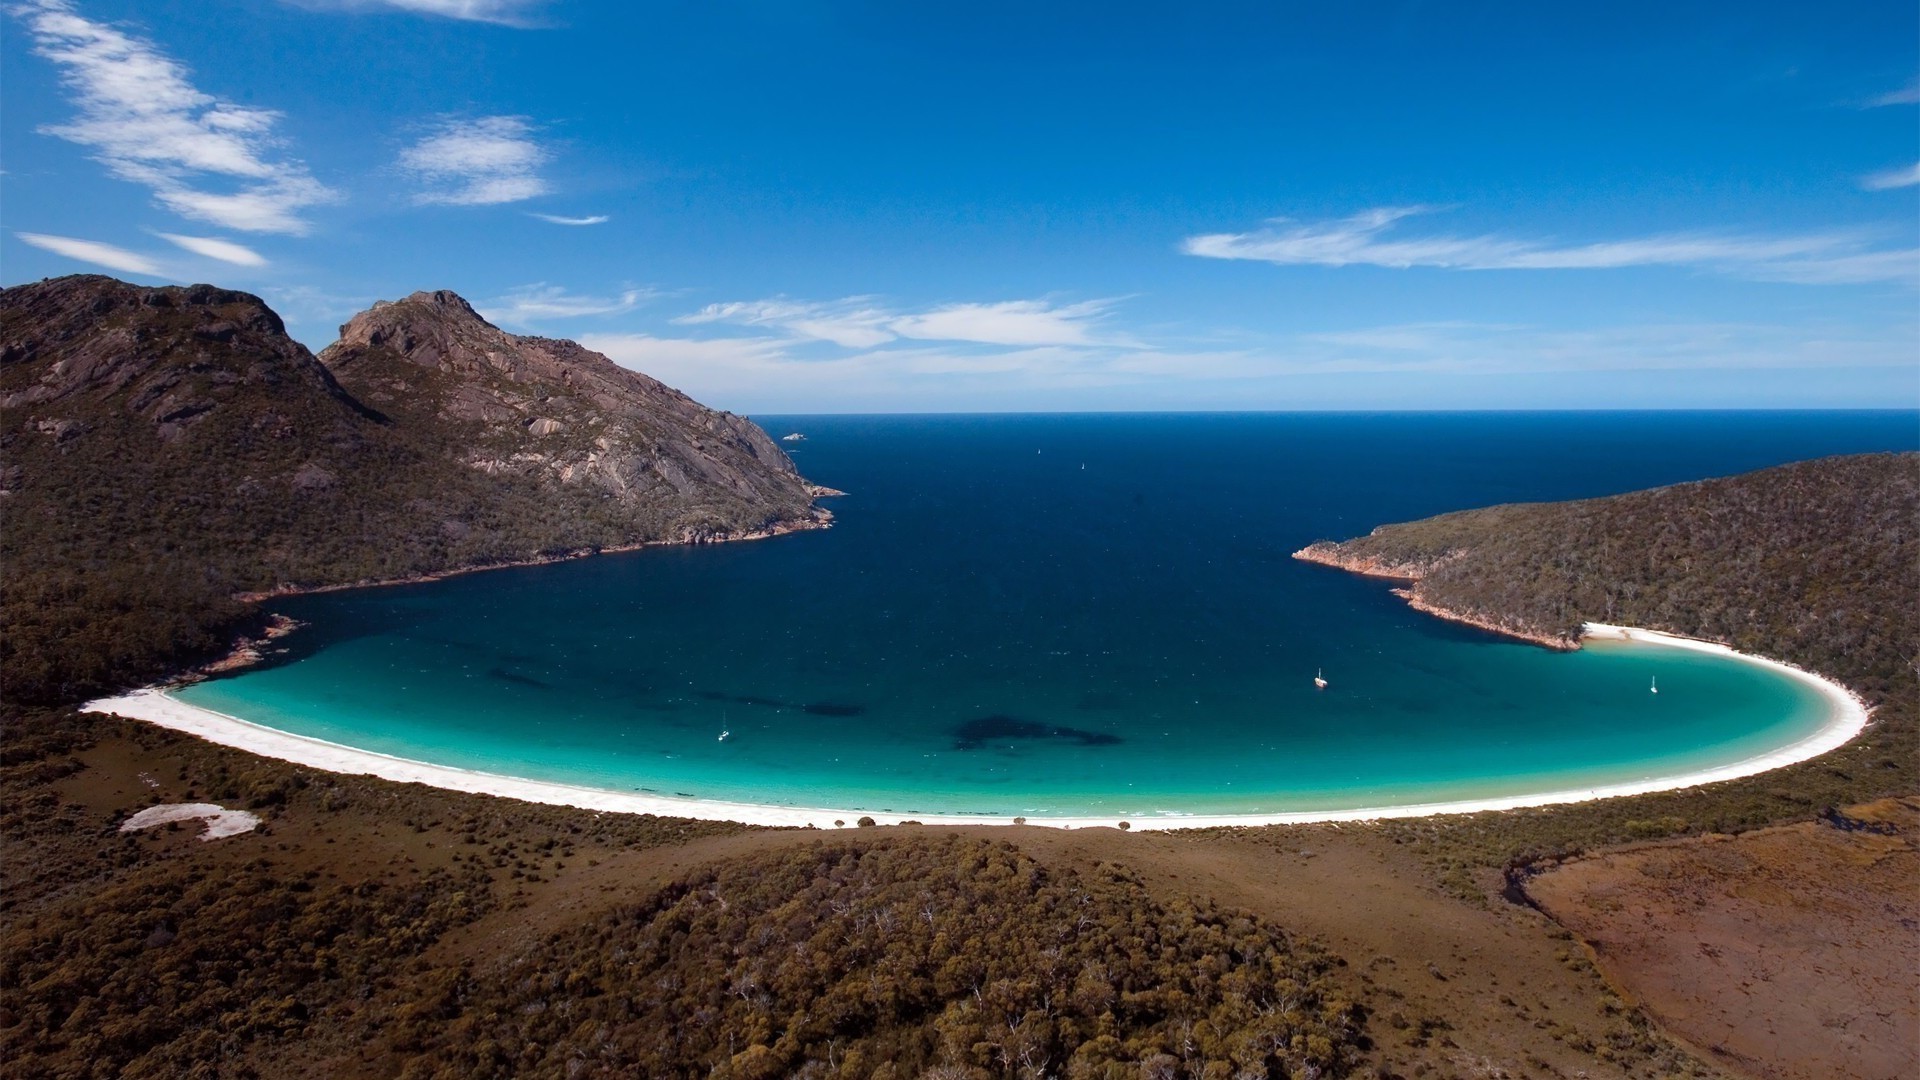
{"left": 120, "top": 413, "right": 1909, "bottom": 826}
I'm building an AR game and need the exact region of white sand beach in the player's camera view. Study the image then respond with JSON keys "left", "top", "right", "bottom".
{"left": 83, "top": 624, "right": 1871, "bottom": 833}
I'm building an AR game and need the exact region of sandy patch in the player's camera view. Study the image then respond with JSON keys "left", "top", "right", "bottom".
{"left": 119, "top": 802, "right": 262, "bottom": 840}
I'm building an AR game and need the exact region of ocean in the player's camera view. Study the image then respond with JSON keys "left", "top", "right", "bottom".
{"left": 175, "top": 411, "right": 1917, "bottom": 819}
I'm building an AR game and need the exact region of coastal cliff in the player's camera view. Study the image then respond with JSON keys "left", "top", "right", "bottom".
{"left": 1294, "top": 453, "right": 1920, "bottom": 700}
{"left": 0, "top": 275, "right": 834, "bottom": 704}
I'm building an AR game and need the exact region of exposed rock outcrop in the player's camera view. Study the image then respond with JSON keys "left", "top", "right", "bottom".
{"left": 1293, "top": 541, "right": 1579, "bottom": 649}
{"left": 320, "top": 290, "right": 819, "bottom": 529}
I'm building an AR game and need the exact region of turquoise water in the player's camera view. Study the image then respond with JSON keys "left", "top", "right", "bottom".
{"left": 177, "top": 412, "right": 1914, "bottom": 818}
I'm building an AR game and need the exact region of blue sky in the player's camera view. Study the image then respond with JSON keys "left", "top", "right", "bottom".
{"left": 3, "top": 0, "right": 1915, "bottom": 412}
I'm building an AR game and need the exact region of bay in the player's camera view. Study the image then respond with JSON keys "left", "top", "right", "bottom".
{"left": 176, "top": 411, "right": 1917, "bottom": 818}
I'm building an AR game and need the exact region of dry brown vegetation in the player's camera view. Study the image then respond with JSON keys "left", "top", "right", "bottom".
{"left": 383, "top": 835, "right": 1360, "bottom": 1080}
{"left": 4, "top": 704, "right": 1732, "bottom": 1080}
{"left": 1527, "top": 798, "right": 1920, "bottom": 1080}
{"left": 3, "top": 284, "right": 1914, "bottom": 1080}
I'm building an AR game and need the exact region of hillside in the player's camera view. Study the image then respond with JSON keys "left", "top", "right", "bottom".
{"left": 319, "top": 289, "right": 826, "bottom": 519}
{"left": 1295, "top": 453, "right": 1920, "bottom": 703}
{"left": 0, "top": 275, "right": 830, "bottom": 705}
{"left": 4, "top": 415, "right": 1910, "bottom": 1076}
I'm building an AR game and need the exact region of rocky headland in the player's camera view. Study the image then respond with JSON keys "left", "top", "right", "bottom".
{"left": 0, "top": 274, "right": 837, "bottom": 703}
{"left": 1293, "top": 453, "right": 1919, "bottom": 685}
{"left": 1292, "top": 541, "right": 1581, "bottom": 649}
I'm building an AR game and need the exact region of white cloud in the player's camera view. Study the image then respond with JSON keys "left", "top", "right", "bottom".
{"left": 675, "top": 295, "right": 1139, "bottom": 348}
{"left": 891, "top": 299, "right": 1137, "bottom": 347}
{"left": 157, "top": 232, "right": 266, "bottom": 266}
{"left": 282, "top": 0, "right": 546, "bottom": 25}
{"left": 676, "top": 298, "right": 898, "bottom": 347}
{"left": 16, "top": 231, "right": 160, "bottom": 274}
{"left": 529, "top": 212, "right": 608, "bottom": 226}
{"left": 577, "top": 332, "right": 795, "bottom": 383}
{"left": 1862, "top": 163, "right": 1920, "bottom": 191}
{"left": 399, "top": 116, "right": 550, "bottom": 205}
{"left": 16, "top": 0, "right": 336, "bottom": 234}
{"left": 479, "top": 283, "right": 653, "bottom": 324}
{"left": 263, "top": 284, "right": 375, "bottom": 323}
{"left": 1184, "top": 206, "right": 1919, "bottom": 285}
{"left": 1865, "top": 77, "right": 1920, "bottom": 107}
{"left": 575, "top": 308, "right": 1916, "bottom": 411}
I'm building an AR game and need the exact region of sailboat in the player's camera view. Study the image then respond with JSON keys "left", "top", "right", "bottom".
{"left": 1314, "top": 668, "right": 1328, "bottom": 690}
{"left": 1650, "top": 676, "right": 1658, "bottom": 695}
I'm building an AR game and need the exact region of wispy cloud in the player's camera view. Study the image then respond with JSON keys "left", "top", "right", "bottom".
{"left": 578, "top": 333, "right": 796, "bottom": 379}
{"left": 479, "top": 283, "right": 653, "bottom": 324}
{"left": 892, "top": 299, "right": 1138, "bottom": 347}
{"left": 1862, "top": 163, "right": 1920, "bottom": 191}
{"left": 583, "top": 313, "right": 1916, "bottom": 412}
{"left": 1865, "top": 77, "right": 1920, "bottom": 107}
{"left": 676, "top": 297, "right": 897, "bottom": 347}
{"left": 1291, "top": 320, "right": 1916, "bottom": 375}
{"left": 1183, "top": 206, "right": 1918, "bottom": 285}
{"left": 263, "top": 284, "right": 377, "bottom": 326}
{"left": 156, "top": 232, "right": 266, "bottom": 266}
{"left": 400, "top": 116, "right": 550, "bottom": 205}
{"left": 529, "top": 212, "right": 608, "bottom": 226}
{"left": 676, "top": 295, "right": 1140, "bottom": 348}
{"left": 16, "top": 0, "right": 336, "bottom": 233}
{"left": 282, "top": 0, "right": 547, "bottom": 25}
{"left": 16, "top": 231, "right": 161, "bottom": 274}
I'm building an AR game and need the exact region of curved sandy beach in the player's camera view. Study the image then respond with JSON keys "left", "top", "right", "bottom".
{"left": 83, "top": 623, "right": 1871, "bottom": 832}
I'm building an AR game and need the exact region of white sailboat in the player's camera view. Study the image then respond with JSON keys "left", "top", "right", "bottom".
{"left": 1314, "top": 668, "right": 1328, "bottom": 690}
{"left": 1650, "top": 676, "right": 1658, "bottom": 694}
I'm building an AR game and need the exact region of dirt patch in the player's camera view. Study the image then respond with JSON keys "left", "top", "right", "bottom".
{"left": 1526, "top": 797, "right": 1920, "bottom": 1080}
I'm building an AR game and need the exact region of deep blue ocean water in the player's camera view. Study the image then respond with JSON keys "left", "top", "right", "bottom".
{"left": 178, "top": 411, "right": 1918, "bottom": 818}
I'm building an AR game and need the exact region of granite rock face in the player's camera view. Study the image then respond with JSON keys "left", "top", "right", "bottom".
{"left": 0, "top": 276, "right": 364, "bottom": 444}
{"left": 1, "top": 273, "right": 832, "bottom": 596}
{"left": 320, "top": 290, "right": 817, "bottom": 534}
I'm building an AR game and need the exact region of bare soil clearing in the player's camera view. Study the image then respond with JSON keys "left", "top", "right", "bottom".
{"left": 1527, "top": 797, "right": 1920, "bottom": 1080}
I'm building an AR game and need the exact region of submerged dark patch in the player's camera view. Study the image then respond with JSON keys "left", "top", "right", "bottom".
{"left": 952, "top": 714, "right": 1122, "bottom": 751}
{"left": 802, "top": 702, "right": 865, "bottom": 717}
{"left": 487, "top": 667, "right": 552, "bottom": 690}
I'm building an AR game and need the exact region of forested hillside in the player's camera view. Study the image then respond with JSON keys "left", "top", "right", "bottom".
{"left": 382, "top": 836, "right": 1361, "bottom": 1080}
{"left": 1296, "top": 453, "right": 1918, "bottom": 702}
{"left": 0, "top": 276, "right": 827, "bottom": 705}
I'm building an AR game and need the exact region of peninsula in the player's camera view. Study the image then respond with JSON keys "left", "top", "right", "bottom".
{"left": 0, "top": 275, "right": 834, "bottom": 706}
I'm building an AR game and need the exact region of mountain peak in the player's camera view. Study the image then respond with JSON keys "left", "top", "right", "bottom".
{"left": 399, "top": 289, "right": 484, "bottom": 316}
{"left": 320, "top": 288, "right": 817, "bottom": 519}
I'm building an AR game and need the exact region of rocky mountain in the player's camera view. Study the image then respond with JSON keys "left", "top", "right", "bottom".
{"left": 319, "top": 290, "right": 829, "bottom": 526}
{"left": 0, "top": 275, "right": 834, "bottom": 704}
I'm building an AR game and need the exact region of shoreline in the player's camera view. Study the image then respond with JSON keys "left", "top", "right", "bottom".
{"left": 234, "top": 510, "right": 833, "bottom": 604}
{"left": 83, "top": 624, "right": 1872, "bottom": 833}
{"left": 1292, "top": 541, "right": 1580, "bottom": 649}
